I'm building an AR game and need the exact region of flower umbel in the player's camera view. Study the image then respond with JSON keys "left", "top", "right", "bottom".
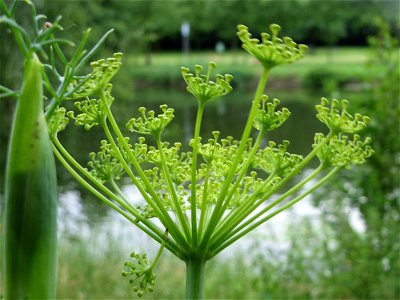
{"left": 253, "top": 95, "right": 291, "bottom": 132}
{"left": 316, "top": 98, "right": 370, "bottom": 134}
{"left": 47, "top": 106, "right": 69, "bottom": 136}
{"left": 237, "top": 24, "right": 308, "bottom": 70}
{"left": 314, "top": 133, "right": 374, "bottom": 168}
{"left": 45, "top": 25, "right": 373, "bottom": 299}
{"left": 181, "top": 62, "right": 233, "bottom": 103}
{"left": 122, "top": 252, "right": 156, "bottom": 298}
{"left": 126, "top": 104, "right": 175, "bottom": 137}
{"left": 71, "top": 52, "right": 123, "bottom": 98}
{"left": 88, "top": 140, "right": 124, "bottom": 182}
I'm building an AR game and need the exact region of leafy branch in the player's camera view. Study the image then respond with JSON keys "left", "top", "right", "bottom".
{"left": 0, "top": 0, "right": 113, "bottom": 117}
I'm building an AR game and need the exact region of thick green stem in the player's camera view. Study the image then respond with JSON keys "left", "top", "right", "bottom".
{"left": 185, "top": 257, "right": 206, "bottom": 300}
{"left": 4, "top": 54, "right": 57, "bottom": 298}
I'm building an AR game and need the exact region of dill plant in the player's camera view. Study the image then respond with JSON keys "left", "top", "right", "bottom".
{"left": 1, "top": 2, "right": 373, "bottom": 298}
{"left": 49, "top": 25, "right": 372, "bottom": 298}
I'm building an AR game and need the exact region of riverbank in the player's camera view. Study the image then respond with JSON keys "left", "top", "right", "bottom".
{"left": 125, "top": 47, "right": 377, "bottom": 91}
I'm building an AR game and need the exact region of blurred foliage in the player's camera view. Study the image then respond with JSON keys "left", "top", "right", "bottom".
{"left": 34, "top": 0, "right": 399, "bottom": 51}
{"left": 302, "top": 68, "right": 354, "bottom": 91}
{"left": 1, "top": 0, "right": 396, "bottom": 96}
{"left": 310, "top": 18, "right": 400, "bottom": 299}
{"left": 1, "top": 2, "right": 399, "bottom": 298}
{"left": 1, "top": 0, "right": 397, "bottom": 97}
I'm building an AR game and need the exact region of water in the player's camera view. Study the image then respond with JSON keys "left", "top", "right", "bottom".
{"left": 1, "top": 86, "right": 365, "bottom": 257}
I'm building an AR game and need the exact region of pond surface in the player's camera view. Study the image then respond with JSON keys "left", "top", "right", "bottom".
{"left": 0, "top": 85, "right": 365, "bottom": 253}
{"left": 55, "top": 87, "right": 328, "bottom": 165}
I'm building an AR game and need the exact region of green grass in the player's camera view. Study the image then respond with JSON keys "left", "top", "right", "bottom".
{"left": 124, "top": 47, "right": 382, "bottom": 89}
{"left": 55, "top": 232, "right": 263, "bottom": 299}
{"left": 130, "top": 47, "right": 370, "bottom": 67}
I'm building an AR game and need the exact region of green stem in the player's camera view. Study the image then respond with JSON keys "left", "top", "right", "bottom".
{"left": 149, "top": 234, "right": 167, "bottom": 272}
{"left": 190, "top": 102, "right": 205, "bottom": 246}
{"left": 53, "top": 143, "right": 184, "bottom": 258}
{"left": 210, "top": 131, "right": 335, "bottom": 247}
{"left": 98, "top": 89, "right": 189, "bottom": 248}
{"left": 101, "top": 121, "right": 189, "bottom": 248}
{"left": 45, "top": 66, "right": 72, "bottom": 121}
{"left": 209, "top": 164, "right": 324, "bottom": 250}
{"left": 185, "top": 257, "right": 206, "bottom": 300}
{"left": 211, "top": 166, "right": 341, "bottom": 257}
{"left": 53, "top": 135, "right": 151, "bottom": 225}
{"left": 0, "top": 1, "right": 29, "bottom": 57}
{"left": 200, "top": 68, "right": 269, "bottom": 249}
{"left": 218, "top": 128, "right": 265, "bottom": 217}
{"left": 156, "top": 135, "right": 192, "bottom": 241}
{"left": 214, "top": 171, "right": 276, "bottom": 234}
{"left": 198, "top": 162, "right": 212, "bottom": 239}
{"left": 52, "top": 142, "right": 184, "bottom": 258}
{"left": 52, "top": 136, "right": 132, "bottom": 209}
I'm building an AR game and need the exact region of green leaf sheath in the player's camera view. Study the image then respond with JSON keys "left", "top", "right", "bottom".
{"left": 3, "top": 54, "right": 58, "bottom": 298}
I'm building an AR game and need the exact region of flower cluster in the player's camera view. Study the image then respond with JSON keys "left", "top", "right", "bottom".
{"left": 253, "top": 140, "right": 303, "bottom": 176}
{"left": 194, "top": 134, "right": 242, "bottom": 178}
{"left": 122, "top": 252, "right": 156, "bottom": 298}
{"left": 181, "top": 62, "right": 233, "bottom": 103}
{"left": 314, "top": 133, "right": 374, "bottom": 168}
{"left": 253, "top": 95, "right": 291, "bottom": 132}
{"left": 71, "top": 52, "right": 123, "bottom": 98}
{"left": 147, "top": 142, "right": 192, "bottom": 184}
{"left": 126, "top": 105, "right": 175, "bottom": 136}
{"left": 237, "top": 24, "right": 308, "bottom": 70}
{"left": 316, "top": 98, "right": 370, "bottom": 134}
{"left": 47, "top": 106, "right": 69, "bottom": 136}
{"left": 87, "top": 140, "right": 124, "bottom": 182}
{"left": 67, "top": 83, "right": 114, "bottom": 130}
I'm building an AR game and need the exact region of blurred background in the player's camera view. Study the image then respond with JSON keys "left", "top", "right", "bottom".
{"left": 0, "top": 0, "right": 399, "bottom": 298}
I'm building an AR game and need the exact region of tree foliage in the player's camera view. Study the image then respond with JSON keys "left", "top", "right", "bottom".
{"left": 312, "top": 18, "right": 400, "bottom": 299}
{"left": 37, "top": 0, "right": 398, "bottom": 52}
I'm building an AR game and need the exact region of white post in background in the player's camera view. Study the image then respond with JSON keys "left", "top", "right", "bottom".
{"left": 181, "top": 21, "right": 190, "bottom": 55}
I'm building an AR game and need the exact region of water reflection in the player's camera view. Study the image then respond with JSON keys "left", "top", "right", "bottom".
{"left": 0, "top": 87, "right": 352, "bottom": 228}
{"left": 56, "top": 88, "right": 326, "bottom": 163}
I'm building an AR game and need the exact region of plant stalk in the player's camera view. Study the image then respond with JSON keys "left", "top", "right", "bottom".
{"left": 4, "top": 54, "right": 57, "bottom": 298}
{"left": 185, "top": 257, "right": 206, "bottom": 300}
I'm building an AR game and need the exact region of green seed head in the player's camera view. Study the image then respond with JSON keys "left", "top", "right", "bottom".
{"left": 182, "top": 62, "right": 233, "bottom": 103}
{"left": 237, "top": 24, "right": 307, "bottom": 70}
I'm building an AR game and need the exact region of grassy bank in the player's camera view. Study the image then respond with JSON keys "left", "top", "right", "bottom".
{"left": 125, "top": 47, "right": 379, "bottom": 89}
